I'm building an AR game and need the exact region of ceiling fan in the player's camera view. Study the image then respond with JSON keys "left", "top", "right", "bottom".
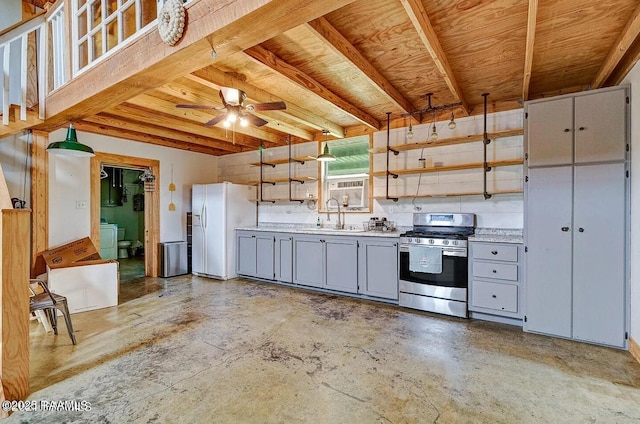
{"left": 176, "top": 87, "right": 286, "bottom": 128}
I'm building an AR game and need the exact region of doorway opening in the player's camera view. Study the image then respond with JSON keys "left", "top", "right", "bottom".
{"left": 90, "top": 153, "right": 160, "bottom": 280}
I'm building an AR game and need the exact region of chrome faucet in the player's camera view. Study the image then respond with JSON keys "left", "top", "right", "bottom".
{"left": 325, "top": 198, "right": 343, "bottom": 230}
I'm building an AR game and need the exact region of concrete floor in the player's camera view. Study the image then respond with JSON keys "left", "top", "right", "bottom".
{"left": 8, "top": 275, "right": 640, "bottom": 423}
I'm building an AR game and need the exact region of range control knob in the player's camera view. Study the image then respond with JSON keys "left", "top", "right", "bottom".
{"left": 451, "top": 240, "right": 458, "bottom": 246}
{"left": 428, "top": 239, "right": 435, "bottom": 245}
{"left": 407, "top": 237, "right": 413, "bottom": 243}
{"left": 442, "top": 240, "right": 449, "bottom": 245}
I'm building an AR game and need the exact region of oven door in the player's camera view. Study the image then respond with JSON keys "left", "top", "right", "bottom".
{"left": 398, "top": 244, "right": 468, "bottom": 289}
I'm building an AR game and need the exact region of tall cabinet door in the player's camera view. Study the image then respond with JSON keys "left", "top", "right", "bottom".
{"left": 572, "top": 163, "right": 626, "bottom": 347}
{"left": 574, "top": 89, "right": 627, "bottom": 164}
{"left": 525, "top": 166, "right": 574, "bottom": 338}
{"left": 527, "top": 97, "right": 574, "bottom": 167}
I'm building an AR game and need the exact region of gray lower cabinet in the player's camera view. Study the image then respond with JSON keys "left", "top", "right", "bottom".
{"left": 236, "top": 230, "right": 275, "bottom": 280}
{"left": 469, "top": 242, "right": 523, "bottom": 322}
{"left": 293, "top": 234, "right": 358, "bottom": 293}
{"left": 357, "top": 238, "right": 398, "bottom": 300}
{"left": 274, "top": 235, "right": 293, "bottom": 283}
{"left": 238, "top": 230, "right": 399, "bottom": 302}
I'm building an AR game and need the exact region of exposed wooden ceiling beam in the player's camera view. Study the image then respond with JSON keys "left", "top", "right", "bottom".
{"left": 592, "top": 1, "right": 640, "bottom": 88}
{"left": 522, "top": 0, "right": 538, "bottom": 102}
{"left": 244, "top": 45, "right": 381, "bottom": 130}
{"left": 39, "top": 0, "right": 356, "bottom": 129}
{"left": 306, "top": 17, "right": 416, "bottom": 114}
{"left": 400, "top": 0, "right": 470, "bottom": 115}
{"left": 84, "top": 113, "right": 243, "bottom": 154}
{"left": 155, "top": 79, "right": 314, "bottom": 140}
{"left": 74, "top": 121, "right": 225, "bottom": 156}
{"left": 105, "top": 103, "right": 268, "bottom": 150}
{"left": 126, "top": 93, "right": 287, "bottom": 145}
{"left": 187, "top": 67, "right": 345, "bottom": 138}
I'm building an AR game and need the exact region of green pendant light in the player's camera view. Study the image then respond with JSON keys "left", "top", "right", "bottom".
{"left": 316, "top": 131, "right": 336, "bottom": 162}
{"left": 47, "top": 124, "right": 95, "bottom": 157}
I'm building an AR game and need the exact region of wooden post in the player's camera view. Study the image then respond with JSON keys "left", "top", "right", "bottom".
{"left": 31, "top": 131, "right": 49, "bottom": 277}
{"left": 0, "top": 209, "right": 31, "bottom": 401}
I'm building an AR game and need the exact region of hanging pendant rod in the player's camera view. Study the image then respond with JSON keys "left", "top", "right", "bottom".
{"left": 400, "top": 93, "right": 462, "bottom": 118}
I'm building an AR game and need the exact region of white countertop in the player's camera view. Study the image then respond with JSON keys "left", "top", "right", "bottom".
{"left": 470, "top": 228, "right": 524, "bottom": 244}
{"left": 236, "top": 226, "right": 401, "bottom": 238}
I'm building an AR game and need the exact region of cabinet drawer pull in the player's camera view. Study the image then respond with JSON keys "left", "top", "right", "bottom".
{"left": 564, "top": 128, "right": 570, "bottom": 133}
{"left": 492, "top": 294, "right": 497, "bottom": 298}
{"left": 492, "top": 269, "right": 497, "bottom": 273}
{"left": 578, "top": 227, "right": 584, "bottom": 233}
{"left": 561, "top": 227, "right": 569, "bottom": 232}
{"left": 579, "top": 126, "right": 586, "bottom": 131}
{"left": 491, "top": 250, "right": 498, "bottom": 255}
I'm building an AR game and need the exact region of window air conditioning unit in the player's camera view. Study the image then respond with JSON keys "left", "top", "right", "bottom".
{"left": 327, "top": 177, "right": 367, "bottom": 208}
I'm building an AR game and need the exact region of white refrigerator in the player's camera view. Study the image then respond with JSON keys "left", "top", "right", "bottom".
{"left": 191, "top": 182, "right": 256, "bottom": 279}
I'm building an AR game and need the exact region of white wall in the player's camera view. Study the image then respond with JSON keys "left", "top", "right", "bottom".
{"left": 623, "top": 65, "right": 640, "bottom": 345}
{"left": 48, "top": 129, "right": 218, "bottom": 246}
{"left": 0, "top": 132, "right": 31, "bottom": 207}
{"left": 217, "top": 109, "right": 524, "bottom": 230}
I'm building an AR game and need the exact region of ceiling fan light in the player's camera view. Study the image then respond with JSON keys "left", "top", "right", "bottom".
{"left": 221, "top": 87, "right": 241, "bottom": 105}
{"left": 223, "top": 120, "right": 231, "bottom": 128}
{"left": 239, "top": 116, "right": 249, "bottom": 127}
{"left": 227, "top": 112, "right": 238, "bottom": 123}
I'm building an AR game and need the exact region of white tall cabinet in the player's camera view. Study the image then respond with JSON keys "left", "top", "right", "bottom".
{"left": 524, "top": 86, "right": 629, "bottom": 348}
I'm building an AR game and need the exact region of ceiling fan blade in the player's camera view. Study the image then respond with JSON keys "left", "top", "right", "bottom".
{"left": 244, "top": 113, "right": 269, "bottom": 127}
{"left": 204, "top": 113, "right": 228, "bottom": 127}
{"left": 176, "top": 104, "right": 221, "bottom": 110}
{"left": 247, "top": 101, "right": 287, "bottom": 112}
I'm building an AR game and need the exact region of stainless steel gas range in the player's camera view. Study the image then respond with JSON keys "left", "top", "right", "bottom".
{"left": 398, "top": 213, "right": 476, "bottom": 318}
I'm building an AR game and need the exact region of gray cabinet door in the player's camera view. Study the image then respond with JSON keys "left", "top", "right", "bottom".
{"left": 524, "top": 166, "right": 573, "bottom": 338}
{"left": 572, "top": 163, "right": 626, "bottom": 347}
{"left": 357, "top": 239, "right": 398, "bottom": 299}
{"left": 293, "top": 236, "right": 324, "bottom": 288}
{"left": 574, "top": 89, "right": 627, "bottom": 164}
{"left": 275, "top": 235, "right": 293, "bottom": 283}
{"left": 255, "top": 234, "right": 275, "bottom": 280}
{"left": 325, "top": 238, "right": 358, "bottom": 293}
{"left": 527, "top": 97, "right": 573, "bottom": 167}
{"left": 236, "top": 232, "right": 257, "bottom": 276}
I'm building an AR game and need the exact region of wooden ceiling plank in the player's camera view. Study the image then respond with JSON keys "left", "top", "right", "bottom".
{"left": 155, "top": 80, "right": 314, "bottom": 140}
{"left": 105, "top": 103, "right": 269, "bottom": 150}
{"left": 40, "top": 0, "right": 357, "bottom": 129}
{"left": 74, "top": 121, "right": 225, "bottom": 156}
{"left": 187, "top": 68, "right": 346, "bottom": 138}
{"left": 85, "top": 113, "right": 243, "bottom": 153}
{"left": 522, "top": 0, "right": 538, "bottom": 102}
{"left": 306, "top": 17, "right": 416, "bottom": 114}
{"left": 592, "top": 1, "right": 640, "bottom": 88}
{"left": 127, "top": 93, "right": 286, "bottom": 145}
{"left": 244, "top": 45, "right": 381, "bottom": 130}
{"left": 400, "top": 0, "right": 470, "bottom": 115}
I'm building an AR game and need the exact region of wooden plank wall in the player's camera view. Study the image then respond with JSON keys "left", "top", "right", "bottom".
{"left": 31, "top": 131, "right": 48, "bottom": 277}
{"left": 0, "top": 209, "right": 31, "bottom": 401}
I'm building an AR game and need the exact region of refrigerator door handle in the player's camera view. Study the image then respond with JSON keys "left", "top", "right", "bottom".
{"left": 202, "top": 204, "right": 207, "bottom": 229}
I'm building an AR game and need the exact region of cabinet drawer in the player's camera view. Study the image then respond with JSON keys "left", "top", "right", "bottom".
{"left": 471, "top": 280, "right": 518, "bottom": 313}
{"left": 473, "top": 243, "right": 518, "bottom": 262}
{"left": 473, "top": 261, "right": 518, "bottom": 281}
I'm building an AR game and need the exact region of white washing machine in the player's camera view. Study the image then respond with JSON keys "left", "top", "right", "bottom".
{"left": 100, "top": 223, "right": 118, "bottom": 260}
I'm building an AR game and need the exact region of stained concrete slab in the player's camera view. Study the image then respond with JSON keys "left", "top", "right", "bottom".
{"left": 8, "top": 275, "right": 640, "bottom": 423}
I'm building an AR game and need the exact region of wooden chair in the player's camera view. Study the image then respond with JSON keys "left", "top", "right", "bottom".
{"left": 29, "top": 279, "right": 77, "bottom": 345}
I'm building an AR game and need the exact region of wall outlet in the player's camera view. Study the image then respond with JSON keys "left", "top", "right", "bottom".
{"left": 76, "top": 201, "right": 87, "bottom": 209}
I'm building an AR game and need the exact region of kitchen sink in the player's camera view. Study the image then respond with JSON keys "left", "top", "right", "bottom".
{"left": 302, "top": 227, "right": 364, "bottom": 233}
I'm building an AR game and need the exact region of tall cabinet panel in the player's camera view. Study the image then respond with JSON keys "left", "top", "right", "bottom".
{"left": 572, "top": 163, "right": 626, "bottom": 347}
{"left": 524, "top": 86, "right": 629, "bottom": 349}
{"left": 527, "top": 97, "right": 573, "bottom": 167}
{"left": 574, "top": 89, "right": 627, "bottom": 164}
{"left": 524, "top": 166, "right": 574, "bottom": 338}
